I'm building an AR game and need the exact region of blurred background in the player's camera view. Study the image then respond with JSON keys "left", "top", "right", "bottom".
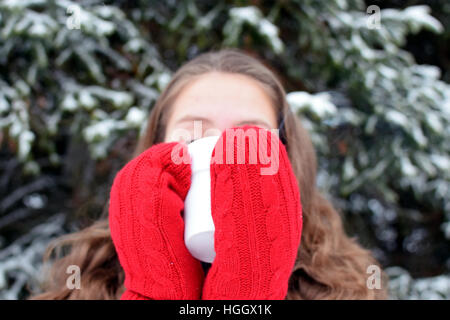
{"left": 0, "top": 0, "right": 449, "bottom": 300}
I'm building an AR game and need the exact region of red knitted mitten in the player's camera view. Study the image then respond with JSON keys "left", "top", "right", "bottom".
{"left": 109, "top": 142, "right": 205, "bottom": 300}
{"left": 202, "top": 125, "right": 303, "bottom": 300}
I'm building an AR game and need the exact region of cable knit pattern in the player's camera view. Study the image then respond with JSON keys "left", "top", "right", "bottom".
{"left": 109, "top": 142, "right": 205, "bottom": 300}
{"left": 202, "top": 125, "right": 303, "bottom": 300}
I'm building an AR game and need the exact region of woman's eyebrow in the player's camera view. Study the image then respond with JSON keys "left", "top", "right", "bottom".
{"left": 175, "top": 115, "right": 213, "bottom": 125}
{"left": 236, "top": 119, "right": 272, "bottom": 129}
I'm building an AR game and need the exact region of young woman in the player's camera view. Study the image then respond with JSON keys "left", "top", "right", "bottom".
{"left": 30, "top": 48, "right": 388, "bottom": 300}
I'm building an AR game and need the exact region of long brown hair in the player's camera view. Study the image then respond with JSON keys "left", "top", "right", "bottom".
{"left": 30, "top": 48, "right": 388, "bottom": 300}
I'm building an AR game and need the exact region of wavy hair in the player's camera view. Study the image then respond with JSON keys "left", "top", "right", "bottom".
{"left": 30, "top": 48, "right": 388, "bottom": 300}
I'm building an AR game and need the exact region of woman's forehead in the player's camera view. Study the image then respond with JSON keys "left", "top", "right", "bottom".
{"left": 168, "top": 72, "right": 277, "bottom": 128}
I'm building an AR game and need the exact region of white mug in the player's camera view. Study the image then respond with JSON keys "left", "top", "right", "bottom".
{"left": 184, "top": 135, "right": 220, "bottom": 263}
